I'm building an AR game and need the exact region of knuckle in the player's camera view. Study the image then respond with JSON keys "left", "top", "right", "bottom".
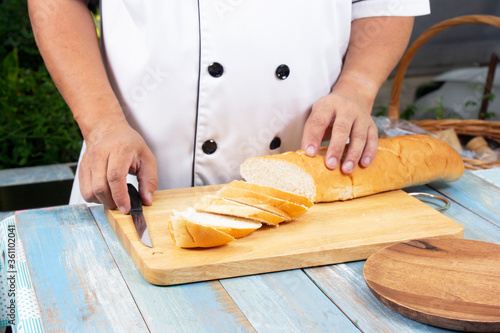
{"left": 310, "top": 132, "right": 327, "bottom": 144}
{"left": 309, "top": 115, "right": 330, "bottom": 129}
{"left": 81, "top": 189, "right": 96, "bottom": 202}
{"left": 92, "top": 184, "right": 108, "bottom": 197}
{"left": 107, "top": 169, "right": 125, "bottom": 184}
{"left": 111, "top": 190, "right": 128, "bottom": 204}
{"left": 147, "top": 177, "right": 159, "bottom": 189}
{"left": 350, "top": 131, "right": 368, "bottom": 142}
{"left": 138, "top": 175, "right": 159, "bottom": 191}
{"left": 333, "top": 121, "right": 351, "bottom": 134}
{"left": 369, "top": 131, "right": 380, "bottom": 143}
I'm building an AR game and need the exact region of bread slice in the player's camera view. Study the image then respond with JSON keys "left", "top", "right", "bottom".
{"left": 194, "top": 195, "right": 288, "bottom": 225}
{"left": 174, "top": 208, "right": 262, "bottom": 238}
{"left": 168, "top": 216, "right": 235, "bottom": 248}
{"left": 226, "top": 180, "right": 313, "bottom": 208}
{"left": 216, "top": 181, "right": 311, "bottom": 219}
{"left": 240, "top": 135, "right": 464, "bottom": 203}
{"left": 168, "top": 208, "right": 263, "bottom": 248}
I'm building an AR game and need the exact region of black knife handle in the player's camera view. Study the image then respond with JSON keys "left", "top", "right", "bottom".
{"left": 127, "top": 183, "right": 143, "bottom": 215}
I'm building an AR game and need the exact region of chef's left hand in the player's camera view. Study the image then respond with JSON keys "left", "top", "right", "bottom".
{"left": 301, "top": 79, "right": 379, "bottom": 174}
{"left": 301, "top": 16, "right": 415, "bottom": 174}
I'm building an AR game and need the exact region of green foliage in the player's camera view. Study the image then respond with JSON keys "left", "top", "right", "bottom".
{"left": 425, "top": 96, "right": 446, "bottom": 120}
{"left": 0, "top": 49, "right": 83, "bottom": 169}
{"left": 0, "top": 0, "right": 42, "bottom": 70}
{"left": 373, "top": 105, "right": 387, "bottom": 117}
{"left": 485, "top": 112, "right": 496, "bottom": 119}
{"left": 400, "top": 104, "right": 416, "bottom": 120}
{"left": 468, "top": 83, "right": 497, "bottom": 119}
{"left": 0, "top": 0, "right": 83, "bottom": 169}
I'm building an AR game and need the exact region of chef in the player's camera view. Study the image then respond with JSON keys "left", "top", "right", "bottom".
{"left": 28, "top": 0, "right": 430, "bottom": 213}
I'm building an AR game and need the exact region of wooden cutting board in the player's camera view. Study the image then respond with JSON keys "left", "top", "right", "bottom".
{"left": 364, "top": 238, "right": 500, "bottom": 332}
{"left": 105, "top": 185, "right": 464, "bottom": 285}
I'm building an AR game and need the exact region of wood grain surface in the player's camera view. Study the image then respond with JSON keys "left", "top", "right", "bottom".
{"left": 305, "top": 182, "right": 500, "bottom": 333}
{"left": 105, "top": 185, "right": 464, "bottom": 285}
{"left": 429, "top": 172, "right": 500, "bottom": 229}
{"left": 90, "top": 206, "right": 257, "bottom": 333}
{"left": 364, "top": 238, "right": 500, "bottom": 332}
{"left": 16, "top": 205, "right": 150, "bottom": 332}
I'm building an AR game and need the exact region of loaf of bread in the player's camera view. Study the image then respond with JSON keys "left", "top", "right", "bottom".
{"left": 240, "top": 135, "right": 464, "bottom": 203}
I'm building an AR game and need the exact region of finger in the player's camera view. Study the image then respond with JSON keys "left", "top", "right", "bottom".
{"left": 325, "top": 118, "right": 353, "bottom": 170}
{"left": 90, "top": 150, "right": 117, "bottom": 210}
{"left": 137, "top": 152, "right": 158, "bottom": 206}
{"left": 79, "top": 153, "right": 99, "bottom": 204}
{"left": 341, "top": 121, "right": 368, "bottom": 174}
{"left": 360, "top": 125, "right": 379, "bottom": 167}
{"left": 107, "top": 151, "right": 132, "bottom": 214}
{"left": 302, "top": 99, "right": 334, "bottom": 157}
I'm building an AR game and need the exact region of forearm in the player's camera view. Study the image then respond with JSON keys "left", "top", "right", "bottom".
{"left": 28, "top": 0, "right": 127, "bottom": 140}
{"left": 334, "top": 16, "right": 415, "bottom": 109}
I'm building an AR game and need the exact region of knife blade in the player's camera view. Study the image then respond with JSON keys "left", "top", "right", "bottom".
{"left": 127, "top": 183, "right": 153, "bottom": 248}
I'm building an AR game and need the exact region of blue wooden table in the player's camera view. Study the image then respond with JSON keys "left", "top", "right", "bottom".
{"left": 12, "top": 169, "right": 500, "bottom": 332}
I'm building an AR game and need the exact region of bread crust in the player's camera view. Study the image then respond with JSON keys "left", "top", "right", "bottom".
{"left": 168, "top": 216, "right": 235, "bottom": 248}
{"left": 241, "top": 135, "right": 465, "bottom": 203}
{"left": 194, "top": 195, "right": 287, "bottom": 225}
{"left": 217, "top": 181, "right": 310, "bottom": 219}
{"left": 227, "top": 180, "right": 314, "bottom": 208}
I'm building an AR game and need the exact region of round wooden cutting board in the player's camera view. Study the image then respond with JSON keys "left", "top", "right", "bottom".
{"left": 363, "top": 238, "right": 500, "bottom": 332}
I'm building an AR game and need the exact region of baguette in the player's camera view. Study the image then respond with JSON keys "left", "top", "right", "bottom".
{"left": 168, "top": 208, "right": 262, "bottom": 248}
{"left": 194, "top": 195, "right": 288, "bottom": 225}
{"left": 240, "top": 135, "right": 464, "bottom": 203}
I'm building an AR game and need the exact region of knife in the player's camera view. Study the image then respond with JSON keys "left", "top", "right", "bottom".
{"left": 127, "top": 183, "right": 153, "bottom": 248}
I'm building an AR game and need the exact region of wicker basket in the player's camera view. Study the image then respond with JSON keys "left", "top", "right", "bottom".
{"left": 388, "top": 15, "right": 500, "bottom": 170}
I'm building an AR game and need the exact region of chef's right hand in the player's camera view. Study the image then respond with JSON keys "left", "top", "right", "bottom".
{"left": 78, "top": 119, "right": 158, "bottom": 214}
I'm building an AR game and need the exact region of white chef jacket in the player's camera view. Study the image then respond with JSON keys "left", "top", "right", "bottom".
{"left": 69, "top": 0, "right": 430, "bottom": 205}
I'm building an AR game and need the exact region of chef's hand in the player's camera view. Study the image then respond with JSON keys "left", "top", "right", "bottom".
{"left": 301, "top": 83, "right": 379, "bottom": 174}
{"left": 27, "top": 0, "right": 159, "bottom": 212}
{"left": 79, "top": 118, "right": 158, "bottom": 214}
{"left": 302, "top": 16, "right": 415, "bottom": 173}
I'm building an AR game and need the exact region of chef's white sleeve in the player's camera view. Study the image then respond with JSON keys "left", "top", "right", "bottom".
{"left": 352, "top": 0, "right": 431, "bottom": 20}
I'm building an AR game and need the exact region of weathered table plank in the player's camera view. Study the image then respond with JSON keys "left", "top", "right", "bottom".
{"left": 306, "top": 261, "right": 455, "bottom": 333}
{"left": 406, "top": 185, "right": 500, "bottom": 243}
{"left": 16, "top": 205, "right": 149, "bottom": 332}
{"left": 92, "top": 205, "right": 359, "bottom": 332}
{"left": 304, "top": 183, "right": 500, "bottom": 333}
{"left": 90, "top": 206, "right": 255, "bottom": 333}
{"left": 428, "top": 171, "right": 500, "bottom": 228}
{"left": 15, "top": 169, "right": 500, "bottom": 333}
{"left": 220, "top": 271, "right": 360, "bottom": 333}
{"left": 473, "top": 168, "right": 500, "bottom": 188}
